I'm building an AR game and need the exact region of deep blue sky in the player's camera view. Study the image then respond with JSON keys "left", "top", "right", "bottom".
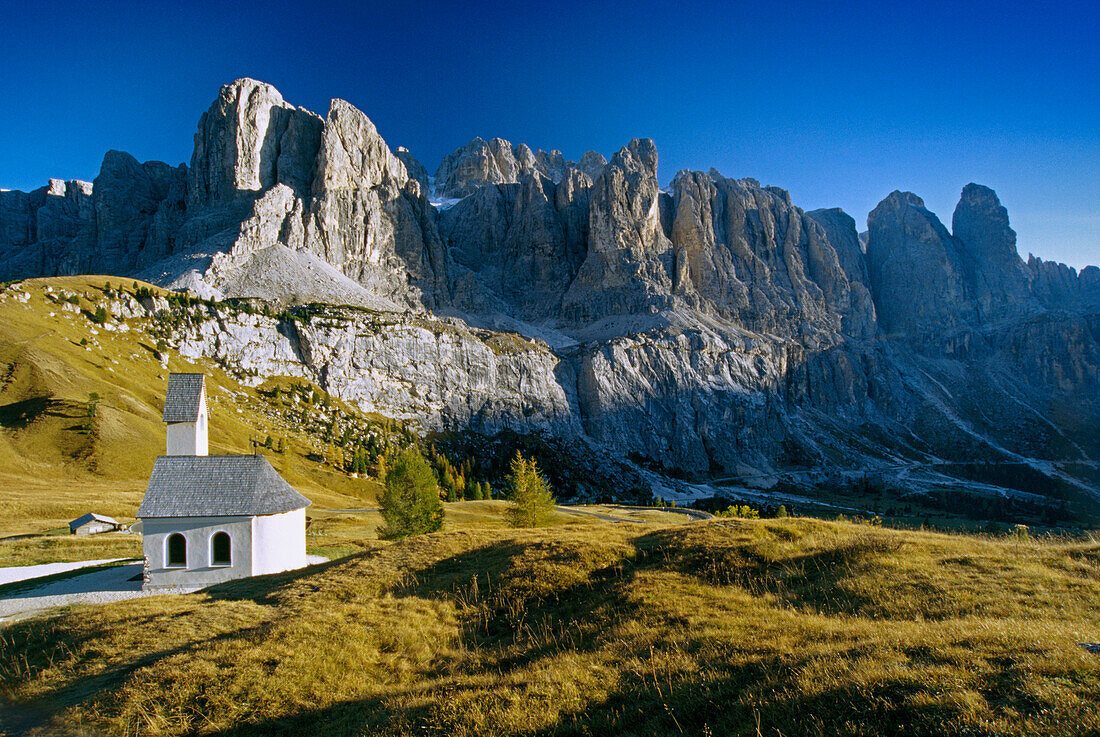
{"left": 2, "top": 0, "right": 1097, "bottom": 267}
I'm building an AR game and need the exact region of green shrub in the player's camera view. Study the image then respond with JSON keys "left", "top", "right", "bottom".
{"left": 505, "top": 452, "right": 556, "bottom": 528}
{"left": 378, "top": 447, "right": 443, "bottom": 539}
{"left": 716, "top": 504, "right": 760, "bottom": 519}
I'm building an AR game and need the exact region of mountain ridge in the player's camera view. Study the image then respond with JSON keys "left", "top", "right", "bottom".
{"left": 1, "top": 77, "right": 1098, "bottom": 518}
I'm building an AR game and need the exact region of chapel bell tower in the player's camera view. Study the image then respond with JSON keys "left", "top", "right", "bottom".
{"left": 162, "top": 373, "right": 209, "bottom": 456}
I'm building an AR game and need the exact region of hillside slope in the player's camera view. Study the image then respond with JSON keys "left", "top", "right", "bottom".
{"left": 0, "top": 276, "right": 392, "bottom": 538}
{"left": 1, "top": 517, "right": 1098, "bottom": 735}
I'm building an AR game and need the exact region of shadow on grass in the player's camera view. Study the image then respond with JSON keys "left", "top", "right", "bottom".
{"left": 0, "top": 396, "right": 79, "bottom": 429}
{"left": 173, "top": 696, "right": 435, "bottom": 737}
{"left": 0, "top": 611, "right": 291, "bottom": 734}
{"left": 1, "top": 531, "right": 1084, "bottom": 736}
{"left": 200, "top": 554, "right": 356, "bottom": 606}
{"left": 629, "top": 525, "right": 930, "bottom": 619}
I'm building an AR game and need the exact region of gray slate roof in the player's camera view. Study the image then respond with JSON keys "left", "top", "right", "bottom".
{"left": 162, "top": 373, "right": 206, "bottom": 422}
{"left": 69, "top": 513, "right": 119, "bottom": 530}
{"left": 137, "top": 455, "right": 312, "bottom": 518}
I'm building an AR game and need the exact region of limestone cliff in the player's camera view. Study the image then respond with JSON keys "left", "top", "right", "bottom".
{"left": 1, "top": 78, "right": 1097, "bottom": 514}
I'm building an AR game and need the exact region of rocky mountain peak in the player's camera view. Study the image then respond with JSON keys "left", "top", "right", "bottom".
{"left": 395, "top": 146, "right": 430, "bottom": 195}
{"left": 952, "top": 183, "right": 1017, "bottom": 261}
{"left": 434, "top": 137, "right": 607, "bottom": 200}
{"left": 867, "top": 190, "right": 978, "bottom": 336}
{"left": 951, "top": 183, "right": 1032, "bottom": 319}
{"left": 188, "top": 78, "right": 296, "bottom": 205}
{"left": 561, "top": 138, "right": 674, "bottom": 323}
{"left": 312, "top": 98, "right": 406, "bottom": 193}
{"left": 578, "top": 151, "right": 607, "bottom": 181}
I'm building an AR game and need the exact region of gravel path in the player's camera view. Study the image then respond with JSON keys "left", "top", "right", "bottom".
{"left": 0, "top": 562, "right": 160, "bottom": 622}
{"left": 556, "top": 506, "right": 644, "bottom": 524}
{"left": 0, "top": 558, "right": 128, "bottom": 586}
{"left": 0, "top": 555, "right": 330, "bottom": 623}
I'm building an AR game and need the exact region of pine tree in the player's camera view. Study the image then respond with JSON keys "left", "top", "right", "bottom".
{"left": 378, "top": 447, "right": 444, "bottom": 539}
{"left": 440, "top": 466, "right": 456, "bottom": 502}
{"left": 505, "top": 452, "right": 556, "bottom": 528}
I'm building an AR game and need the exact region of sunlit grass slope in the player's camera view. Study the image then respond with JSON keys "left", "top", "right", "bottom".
{"left": 0, "top": 277, "right": 385, "bottom": 545}
{"left": 2, "top": 517, "right": 1098, "bottom": 736}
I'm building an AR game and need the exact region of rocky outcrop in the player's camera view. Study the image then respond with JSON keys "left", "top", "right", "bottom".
{"left": 395, "top": 147, "right": 430, "bottom": 194}
{"left": 577, "top": 151, "right": 607, "bottom": 181}
{"left": 92, "top": 151, "right": 188, "bottom": 271}
{"left": 1030, "top": 256, "right": 1100, "bottom": 312}
{"left": 188, "top": 79, "right": 323, "bottom": 205}
{"left": 951, "top": 183, "right": 1034, "bottom": 321}
{"left": 301, "top": 98, "right": 447, "bottom": 309}
{"left": 434, "top": 137, "right": 535, "bottom": 199}
{"left": 806, "top": 208, "right": 877, "bottom": 339}
{"left": 1, "top": 78, "right": 1098, "bottom": 511}
{"left": 440, "top": 173, "right": 572, "bottom": 319}
{"left": 0, "top": 179, "right": 94, "bottom": 280}
{"left": 666, "top": 172, "right": 873, "bottom": 341}
{"left": 866, "top": 191, "right": 979, "bottom": 337}
{"left": 433, "top": 136, "right": 605, "bottom": 200}
{"left": 1, "top": 79, "right": 447, "bottom": 310}
{"left": 562, "top": 138, "right": 675, "bottom": 323}
{"left": 170, "top": 304, "right": 580, "bottom": 435}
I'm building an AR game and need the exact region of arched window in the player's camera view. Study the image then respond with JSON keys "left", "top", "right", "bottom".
{"left": 166, "top": 533, "right": 187, "bottom": 567}
{"left": 211, "top": 531, "right": 231, "bottom": 566}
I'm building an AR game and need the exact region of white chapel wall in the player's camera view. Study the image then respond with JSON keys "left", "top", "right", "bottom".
{"left": 142, "top": 516, "right": 253, "bottom": 589}
{"left": 252, "top": 508, "right": 307, "bottom": 575}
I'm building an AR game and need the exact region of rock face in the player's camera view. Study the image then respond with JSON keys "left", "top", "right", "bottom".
{"left": 439, "top": 171, "right": 588, "bottom": 320}
{"left": 432, "top": 136, "right": 608, "bottom": 200}
{"left": 1, "top": 77, "right": 1098, "bottom": 512}
{"left": 807, "top": 208, "right": 877, "bottom": 339}
{"left": 866, "top": 191, "right": 980, "bottom": 337}
{"left": 395, "top": 147, "right": 430, "bottom": 195}
{"left": 301, "top": 98, "right": 447, "bottom": 309}
{"left": 562, "top": 139, "right": 675, "bottom": 323}
{"left": 0, "top": 179, "right": 95, "bottom": 279}
{"left": 93, "top": 151, "right": 188, "bottom": 271}
{"left": 951, "top": 183, "right": 1034, "bottom": 320}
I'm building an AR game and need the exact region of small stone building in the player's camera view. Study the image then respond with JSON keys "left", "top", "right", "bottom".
{"left": 69, "top": 513, "right": 121, "bottom": 535}
{"left": 136, "top": 373, "right": 311, "bottom": 591}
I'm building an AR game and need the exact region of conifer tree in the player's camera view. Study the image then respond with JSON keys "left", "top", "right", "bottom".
{"left": 505, "top": 452, "right": 556, "bottom": 528}
{"left": 378, "top": 447, "right": 443, "bottom": 539}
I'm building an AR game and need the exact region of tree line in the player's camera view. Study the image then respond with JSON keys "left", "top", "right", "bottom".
{"left": 378, "top": 448, "right": 556, "bottom": 539}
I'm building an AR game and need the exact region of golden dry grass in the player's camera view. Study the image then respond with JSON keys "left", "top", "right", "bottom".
{"left": 0, "top": 278, "right": 385, "bottom": 541}
{"left": 1, "top": 518, "right": 1098, "bottom": 736}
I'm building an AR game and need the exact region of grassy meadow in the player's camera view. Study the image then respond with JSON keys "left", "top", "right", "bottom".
{"left": 1, "top": 516, "right": 1098, "bottom": 735}
{"left": 3, "top": 276, "right": 1100, "bottom": 735}
{"left": 0, "top": 277, "right": 395, "bottom": 564}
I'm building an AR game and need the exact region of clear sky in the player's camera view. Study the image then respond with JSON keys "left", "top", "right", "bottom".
{"left": 2, "top": 0, "right": 1097, "bottom": 268}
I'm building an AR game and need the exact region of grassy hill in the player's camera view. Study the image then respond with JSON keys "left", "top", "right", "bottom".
{"left": 0, "top": 277, "right": 415, "bottom": 567}
{"left": 1, "top": 516, "right": 1098, "bottom": 735}
{"left": 2, "top": 277, "right": 1100, "bottom": 735}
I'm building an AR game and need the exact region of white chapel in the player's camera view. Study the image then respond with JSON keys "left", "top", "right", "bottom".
{"left": 137, "top": 373, "right": 312, "bottom": 591}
